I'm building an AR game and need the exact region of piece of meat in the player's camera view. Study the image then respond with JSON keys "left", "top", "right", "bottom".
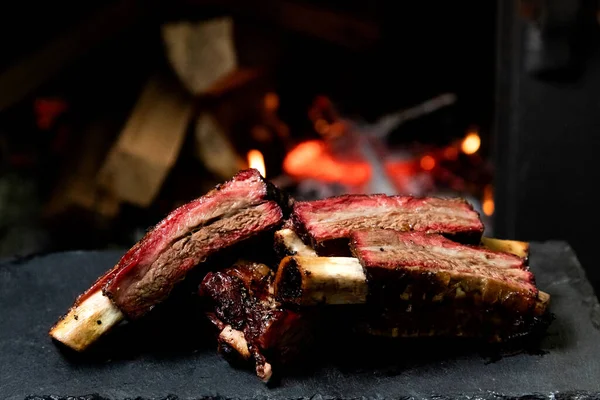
{"left": 103, "top": 169, "right": 285, "bottom": 319}
{"left": 50, "top": 169, "right": 287, "bottom": 352}
{"left": 273, "top": 227, "right": 549, "bottom": 342}
{"left": 350, "top": 229, "right": 538, "bottom": 314}
{"left": 291, "top": 195, "right": 484, "bottom": 255}
{"left": 351, "top": 292, "right": 551, "bottom": 343}
{"left": 199, "top": 260, "right": 311, "bottom": 382}
{"left": 352, "top": 303, "right": 549, "bottom": 342}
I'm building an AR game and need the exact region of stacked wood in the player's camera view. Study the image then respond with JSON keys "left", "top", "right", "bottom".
{"left": 161, "top": 17, "right": 237, "bottom": 96}
{"left": 96, "top": 74, "right": 193, "bottom": 208}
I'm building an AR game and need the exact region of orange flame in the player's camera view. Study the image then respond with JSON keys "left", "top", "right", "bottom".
{"left": 482, "top": 184, "right": 494, "bottom": 216}
{"left": 461, "top": 131, "right": 481, "bottom": 155}
{"left": 247, "top": 149, "right": 266, "bottom": 178}
{"left": 283, "top": 140, "right": 370, "bottom": 186}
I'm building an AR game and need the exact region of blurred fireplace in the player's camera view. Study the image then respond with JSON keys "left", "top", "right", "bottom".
{"left": 0, "top": 1, "right": 498, "bottom": 254}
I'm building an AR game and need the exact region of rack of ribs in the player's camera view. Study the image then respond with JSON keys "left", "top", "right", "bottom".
{"left": 47, "top": 169, "right": 552, "bottom": 382}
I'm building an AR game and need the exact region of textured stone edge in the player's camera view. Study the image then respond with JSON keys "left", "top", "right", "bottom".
{"left": 552, "top": 241, "right": 600, "bottom": 331}
{"left": 22, "top": 392, "right": 600, "bottom": 400}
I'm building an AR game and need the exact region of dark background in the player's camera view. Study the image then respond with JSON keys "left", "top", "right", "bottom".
{"left": 494, "top": 0, "right": 600, "bottom": 292}
{"left": 0, "top": 0, "right": 598, "bottom": 297}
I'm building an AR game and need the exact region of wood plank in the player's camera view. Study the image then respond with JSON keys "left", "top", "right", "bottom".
{"left": 162, "top": 17, "right": 237, "bottom": 95}
{"left": 96, "top": 74, "right": 193, "bottom": 208}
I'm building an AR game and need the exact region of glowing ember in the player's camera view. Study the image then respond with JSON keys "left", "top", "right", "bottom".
{"left": 314, "top": 119, "right": 330, "bottom": 135}
{"left": 482, "top": 184, "right": 494, "bottom": 216}
{"left": 420, "top": 155, "right": 436, "bottom": 171}
{"left": 34, "top": 98, "right": 68, "bottom": 130}
{"left": 443, "top": 146, "right": 459, "bottom": 160}
{"left": 264, "top": 92, "right": 279, "bottom": 112}
{"left": 461, "top": 131, "right": 481, "bottom": 155}
{"left": 283, "top": 140, "right": 370, "bottom": 186}
{"left": 328, "top": 121, "right": 345, "bottom": 138}
{"left": 247, "top": 149, "right": 266, "bottom": 178}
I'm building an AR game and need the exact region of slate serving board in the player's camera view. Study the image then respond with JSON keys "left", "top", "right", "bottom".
{"left": 1, "top": 242, "right": 600, "bottom": 400}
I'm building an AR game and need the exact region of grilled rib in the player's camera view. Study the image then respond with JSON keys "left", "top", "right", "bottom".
{"left": 50, "top": 169, "right": 286, "bottom": 351}
{"left": 274, "top": 229, "right": 549, "bottom": 342}
{"left": 350, "top": 229, "right": 537, "bottom": 314}
{"left": 291, "top": 195, "right": 484, "bottom": 255}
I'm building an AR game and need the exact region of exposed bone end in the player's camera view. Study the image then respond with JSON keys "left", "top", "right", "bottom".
{"left": 218, "top": 326, "right": 273, "bottom": 382}
{"left": 481, "top": 237, "right": 549, "bottom": 314}
{"left": 274, "top": 229, "right": 317, "bottom": 260}
{"left": 218, "top": 325, "right": 251, "bottom": 359}
{"left": 49, "top": 290, "right": 124, "bottom": 351}
{"left": 257, "top": 361, "right": 273, "bottom": 383}
{"left": 481, "top": 237, "right": 530, "bottom": 259}
{"left": 535, "top": 290, "right": 551, "bottom": 316}
{"left": 275, "top": 256, "right": 368, "bottom": 305}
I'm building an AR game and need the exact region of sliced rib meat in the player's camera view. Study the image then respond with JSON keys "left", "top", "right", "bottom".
{"left": 84, "top": 169, "right": 284, "bottom": 320}
{"left": 350, "top": 229, "right": 537, "bottom": 314}
{"left": 291, "top": 195, "right": 484, "bottom": 255}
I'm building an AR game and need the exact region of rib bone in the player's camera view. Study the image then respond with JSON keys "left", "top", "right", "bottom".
{"left": 481, "top": 237, "right": 529, "bottom": 260}
{"left": 49, "top": 290, "right": 124, "bottom": 352}
{"left": 274, "top": 228, "right": 317, "bottom": 259}
{"left": 219, "top": 325, "right": 251, "bottom": 359}
{"left": 275, "top": 256, "right": 367, "bottom": 305}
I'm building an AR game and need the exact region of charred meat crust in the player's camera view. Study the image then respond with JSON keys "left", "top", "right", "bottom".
{"left": 199, "top": 260, "right": 310, "bottom": 375}
{"left": 353, "top": 303, "right": 549, "bottom": 343}
{"left": 274, "top": 257, "right": 303, "bottom": 302}
{"left": 265, "top": 179, "right": 294, "bottom": 218}
{"left": 352, "top": 287, "right": 552, "bottom": 343}
{"left": 199, "top": 261, "right": 312, "bottom": 381}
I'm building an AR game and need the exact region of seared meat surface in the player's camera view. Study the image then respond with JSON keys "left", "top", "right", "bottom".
{"left": 200, "top": 260, "right": 310, "bottom": 382}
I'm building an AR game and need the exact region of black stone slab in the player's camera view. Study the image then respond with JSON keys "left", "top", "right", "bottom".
{"left": 1, "top": 242, "right": 600, "bottom": 400}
